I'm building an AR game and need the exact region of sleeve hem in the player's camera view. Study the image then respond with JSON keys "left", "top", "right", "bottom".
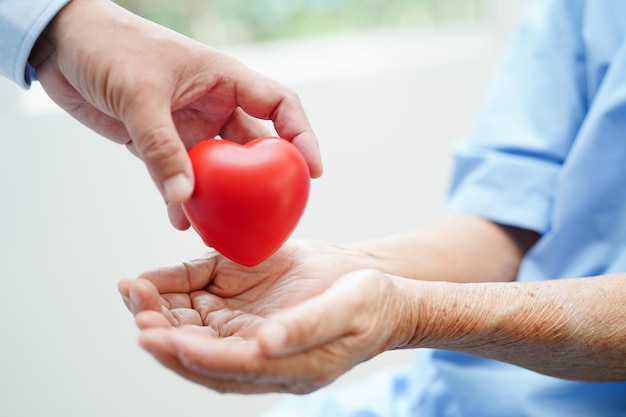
{"left": 0, "top": 0, "right": 71, "bottom": 89}
{"left": 445, "top": 144, "right": 560, "bottom": 235}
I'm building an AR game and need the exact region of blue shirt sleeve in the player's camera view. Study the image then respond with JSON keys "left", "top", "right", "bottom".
{"left": 0, "top": 0, "right": 71, "bottom": 89}
{"left": 446, "top": 0, "right": 587, "bottom": 234}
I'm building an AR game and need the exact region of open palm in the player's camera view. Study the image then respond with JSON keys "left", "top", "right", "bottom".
{"left": 119, "top": 240, "right": 408, "bottom": 394}
{"left": 119, "top": 241, "right": 348, "bottom": 338}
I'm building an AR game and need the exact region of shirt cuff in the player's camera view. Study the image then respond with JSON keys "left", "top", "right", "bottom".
{"left": 0, "top": 0, "right": 71, "bottom": 89}
{"left": 446, "top": 142, "right": 560, "bottom": 235}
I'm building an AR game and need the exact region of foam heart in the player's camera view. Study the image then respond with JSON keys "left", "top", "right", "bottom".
{"left": 182, "top": 137, "right": 310, "bottom": 266}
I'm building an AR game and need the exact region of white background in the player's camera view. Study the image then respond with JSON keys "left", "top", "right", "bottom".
{"left": 0, "top": 2, "right": 525, "bottom": 416}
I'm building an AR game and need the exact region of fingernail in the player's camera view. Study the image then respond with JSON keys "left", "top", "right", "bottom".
{"left": 129, "top": 287, "right": 143, "bottom": 310}
{"left": 259, "top": 322, "right": 287, "bottom": 355}
{"left": 163, "top": 173, "right": 193, "bottom": 204}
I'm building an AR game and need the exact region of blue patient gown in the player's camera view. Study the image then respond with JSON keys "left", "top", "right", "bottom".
{"left": 263, "top": 1, "right": 626, "bottom": 416}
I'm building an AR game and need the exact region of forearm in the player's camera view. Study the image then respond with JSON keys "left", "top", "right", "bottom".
{"left": 393, "top": 274, "right": 626, "bottom": 382}
{"left": 346, "top": 214, "right": 539, "bottom": 284}
{"left": 336, "top": 215, "right": 625, "bottom": 381}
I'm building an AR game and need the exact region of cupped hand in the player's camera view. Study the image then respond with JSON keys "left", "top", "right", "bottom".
{"left": 118, "top": 241, "right": 412, "bottom": 394}
{"left": 32, "top": 0, "right": 322, "bottom": 229}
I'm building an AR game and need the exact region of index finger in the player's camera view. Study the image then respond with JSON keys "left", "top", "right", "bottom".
{"left": 136, "top": 257, "right": 220, "bottom": 294}
{"left": 233, "top": 70, "right": 323, "bottom": 178}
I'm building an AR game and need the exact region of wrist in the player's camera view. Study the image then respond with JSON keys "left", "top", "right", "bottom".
{"left": 29, "top": 0, "right": 72, "bottom": 68}
{"left": 295, "top": 239, "right": 386, "bottom": 276}
{"left": 29, "top": 0, "right": 93, "bottom": 68}
{"left": 388, "top": 279, "right": 496, "bottom": 351}
{"left": 343, "top": 238, "right": 417, "bottom": 277}
{"left": 29, "top": 31, "right": 55, "bottom": 69}
{"left": 384, "top": 275, "right": 423, "bottom": 351}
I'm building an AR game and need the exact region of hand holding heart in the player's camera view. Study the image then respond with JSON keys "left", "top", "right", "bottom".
{"left": 182, "top": 137, "right": 310, "bottom": 266}
{"left": 32, "top": 0, "right": 322, "bottom": 230}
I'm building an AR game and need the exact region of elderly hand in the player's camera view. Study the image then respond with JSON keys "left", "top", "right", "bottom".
{"left": 31, "top": 0, "right": 322, "bottom": 228}
{"left": 118, "top": 241, "right": 412, "bottom": 394}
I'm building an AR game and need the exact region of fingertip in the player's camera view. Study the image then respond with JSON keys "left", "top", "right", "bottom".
{"left": 128, "top": 278, "right": 162, "bottom": 313}
{"left": 135, "top": 310, "right": 171, "bottom": 330}
{"left": 257, "top": 322, "right": 288, "bottom": 357}
{"left": 138, "top": 328, "right": 163, "bottom": 352}
{"left": 128, "top": 283, "right": 142, "bottom": 305}
{"left": 163, "top": 173, "right": 194, "bottom": 204}
{"left": 309, "top": 160, "right": 324, "bottom": 179}
{"left": 117, "top": 279, "right": 131, "bottom": 297}
{"left": 118, "top": 279, "right": 132, "bottom": 310}
{"left": 290, "top": 133, "right": 323, "bottom": 179}
{"left": 167, "top": 202, "right": 191, "bottom": 230}
{"left": 304, "top": 151, "right": 323, "bottom": 179}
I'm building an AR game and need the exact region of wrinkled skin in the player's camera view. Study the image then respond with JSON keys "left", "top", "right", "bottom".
{"left": 118, "top": 241, "right": 408, "bottom": 394}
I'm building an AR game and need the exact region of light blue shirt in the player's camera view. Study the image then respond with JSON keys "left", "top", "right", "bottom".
{"left": 0, "top": 0, "right": 70, "bottom": 88}
{"left": 264, "top": 1, "right": 626, "bottom": 416}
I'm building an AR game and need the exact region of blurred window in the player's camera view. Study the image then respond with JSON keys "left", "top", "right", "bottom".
{"left": 115, "top": 0, "right": 483, "bottom": 45}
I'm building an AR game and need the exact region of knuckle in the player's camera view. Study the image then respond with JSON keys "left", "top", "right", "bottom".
{"left": 136, "top": 128, "right": 182, "bottom": 165}
{"left": 280, "top": 88, "right": 301, "bottom": 104}
{"left": 270, "top": 90, "right": 302, "bottom": 121}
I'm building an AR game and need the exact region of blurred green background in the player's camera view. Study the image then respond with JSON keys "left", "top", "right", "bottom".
{"left": 116, "top": 0, "right": 482, "bottom": 44}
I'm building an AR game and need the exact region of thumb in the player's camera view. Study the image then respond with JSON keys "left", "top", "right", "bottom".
{"left": 257, "top": 272, "right": 369, "bottom": 357}
{"left": 124, "top": 96, "right": 194, "bottom": 204}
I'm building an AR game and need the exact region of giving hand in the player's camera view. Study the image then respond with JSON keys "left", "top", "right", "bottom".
{"left": 32, "top": 0, "right": 322, "bottom": 228}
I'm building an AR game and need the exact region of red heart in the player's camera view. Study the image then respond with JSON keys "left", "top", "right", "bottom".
{"left": 182, "top": 137, "right": 310, "bottom": 266}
